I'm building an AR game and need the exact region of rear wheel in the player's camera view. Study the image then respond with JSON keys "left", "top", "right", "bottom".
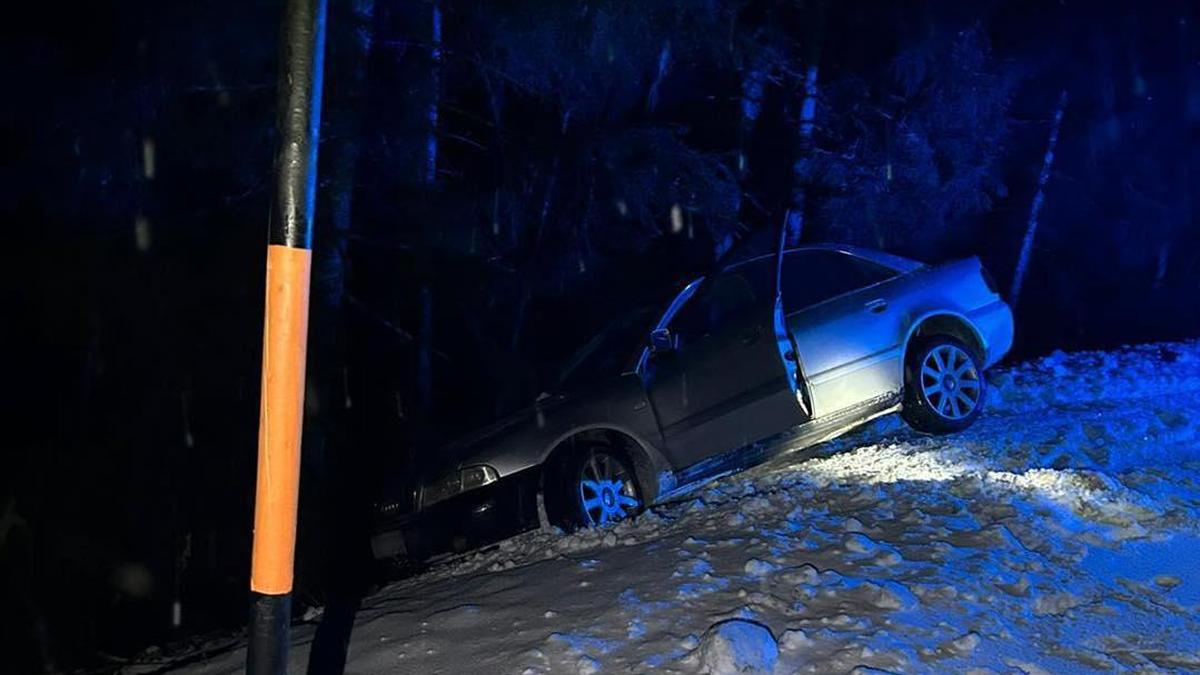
{"left": 553, "top": 446, "right": 642, "bottom": 530}
{"left": 902, "top": 336, "right": 985, "bottom": 434}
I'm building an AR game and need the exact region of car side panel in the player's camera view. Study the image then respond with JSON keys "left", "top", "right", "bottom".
{"left": 791, "top": 257, "right": 1010, "bottom": 419}
{"left": 964, "top": 300, "right": 1014, "bottom": 368}
{"left": 453, "top": 373, "right": 673, "bottom": 501}
{"left": 894, "top": 259, "right": 1012, "bottom": 368}
{"left": 645, "top": 306, "right": 808, "bottom": 470}
{"left": 787, "top": 279, "right": 908, "bottom": 419}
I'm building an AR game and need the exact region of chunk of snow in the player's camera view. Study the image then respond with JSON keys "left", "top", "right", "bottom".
{"left": 940, "top": 631, "right": 981, "bottom": 657}
{"left": 743, "top": 559, "right": 778, "bottom": 577}
{"left": 576, "top": 654, "right": 600, "bottom": 675}
{"left": 1033, "top": 591, "right": 1087, "bottom": 616}
{"left": 1154, "top": 574, "right": 1182, "bottom": 589}
{"left": 778, "top": 628, "right": 814, "bottom": 652}
{"left": 690, "top": 619, "right": 778, "bottom": 674}
{"left": 301, "top": 605, "right": 324, "bottom": 622}
{"left": 842, "top": 533, "right": 877, "bottom": 554}
{"left": 779, "top": 564, "right": 819, "bottom": 586}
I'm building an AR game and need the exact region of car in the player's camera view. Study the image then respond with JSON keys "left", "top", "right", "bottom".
{"left": 371, "top": 244, "right": 1014, "bottom": 563}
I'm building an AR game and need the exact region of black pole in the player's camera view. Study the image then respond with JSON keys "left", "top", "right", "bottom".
{"left": 270, "top": 0, "right": 327, "bottom": 251}
{"left": 248, "top": 0, "right": 327, "bottom": 674}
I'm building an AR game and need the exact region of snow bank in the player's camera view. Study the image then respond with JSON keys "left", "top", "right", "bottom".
{"left": 168, "top": 340, "right": 1200, "bottom": 675}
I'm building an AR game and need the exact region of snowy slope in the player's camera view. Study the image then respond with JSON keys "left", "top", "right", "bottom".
{"left": 178, "top": 341, "right": 1200, "bottom": 674}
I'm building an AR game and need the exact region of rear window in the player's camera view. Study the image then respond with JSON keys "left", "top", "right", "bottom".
{"left": 667, "top": 249, "right": 897, "bottom": 338}
{"left": 782, "top": 250, "right": 895, "bottom": 313}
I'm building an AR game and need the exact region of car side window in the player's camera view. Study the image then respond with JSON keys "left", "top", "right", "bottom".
{"left": 782, "top": 250, "right": 896, "bottom": 313}
{"left": 670, "top": 263, "right": 771, "bottom": 344}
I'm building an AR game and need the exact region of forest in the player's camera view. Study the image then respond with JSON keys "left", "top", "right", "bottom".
{"left": 2, "top": 0, "right": 1199, "bottom": 670}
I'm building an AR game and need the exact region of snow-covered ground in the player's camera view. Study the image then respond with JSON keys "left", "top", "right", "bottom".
{"left": 181, "top": 341, "right": 1200, "bottom": 674}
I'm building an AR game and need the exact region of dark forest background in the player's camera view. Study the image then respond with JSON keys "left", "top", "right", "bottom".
{"left": 2, "top": 0, "right": 1199, "bottom": 670}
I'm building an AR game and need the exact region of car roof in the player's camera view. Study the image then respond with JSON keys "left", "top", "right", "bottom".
{"left": 722, "top": 243, "right": 925, "bottom": 275}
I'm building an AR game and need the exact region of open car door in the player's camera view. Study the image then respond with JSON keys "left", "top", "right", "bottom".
{"left": 643, "top": 260, "right": 811, "bottom": 469}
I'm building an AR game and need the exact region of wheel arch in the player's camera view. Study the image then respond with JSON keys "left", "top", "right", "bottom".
{"left": 901, "top": 312, "right": 987, "bottom": 372}
{"left": 538, "top": 426, "right": 665, "bottom": 521}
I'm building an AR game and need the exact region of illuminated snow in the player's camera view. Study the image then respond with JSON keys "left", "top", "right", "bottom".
{"left": 181, "top": 340, "right": 1200, "bottom": 674}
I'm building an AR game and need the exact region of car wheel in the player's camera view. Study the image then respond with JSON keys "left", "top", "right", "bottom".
{"left": 902, "top": 335, "right": 986, "bottom": 434}
{"left": 561, "top": 446, "right": 642, "bottom": 530}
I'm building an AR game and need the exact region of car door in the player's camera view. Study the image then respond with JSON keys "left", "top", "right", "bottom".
{"left": 781, "top": 250, "right": 906, "bottom": 418}
{"left": 644, "top": 261, "right": 810, "bottom": 469}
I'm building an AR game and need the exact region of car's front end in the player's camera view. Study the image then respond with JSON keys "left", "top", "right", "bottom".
{"left": 370, "top": 305, "right": 677, "bottom": 564}
{"left": 370, "top": 409, "right": 552, "bottom": 563}
{"left": 371, "top": 463, "right": 544, "bottom": 563}
{"left": 369, "top": 369, "right": 672, "bottom": 563}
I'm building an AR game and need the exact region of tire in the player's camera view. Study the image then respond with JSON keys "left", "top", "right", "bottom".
{"left": 550, "top": 445, "right": 642, "bottom": 531}
{"left": 901, "top": 335, "right": 986, "bottom": 434}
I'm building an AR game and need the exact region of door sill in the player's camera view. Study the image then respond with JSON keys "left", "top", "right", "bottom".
{"left": 655, "top": 393, "right": 901, "bottom": 503}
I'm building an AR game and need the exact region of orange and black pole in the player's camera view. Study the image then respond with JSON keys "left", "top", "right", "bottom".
{"left": 248, "top": 0, "right": 326, "bottom": 673}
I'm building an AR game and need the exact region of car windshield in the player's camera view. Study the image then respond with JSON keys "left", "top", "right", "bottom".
{"left": 556, "top": 304, "right": 660, "bottom": 391}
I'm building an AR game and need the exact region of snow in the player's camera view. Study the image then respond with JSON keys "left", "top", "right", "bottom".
{"left": 685, "top": 620, "right": 778, "bottom": 674}
{"left": 168, "top": 340, "right": 1200, "bottom": 674}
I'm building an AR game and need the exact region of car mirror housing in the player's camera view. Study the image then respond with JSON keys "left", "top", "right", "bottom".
{"left": 650, "top": 327, "right": 674, "bottom": 353}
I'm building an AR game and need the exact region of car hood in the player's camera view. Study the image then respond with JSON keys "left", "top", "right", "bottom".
{"left": 429, "top": 392, "right": 573, "bottom": 473}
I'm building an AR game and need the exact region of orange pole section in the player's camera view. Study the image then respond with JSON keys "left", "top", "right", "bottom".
{"left": 251, "top": 244, "right": 313, "bottom": 595}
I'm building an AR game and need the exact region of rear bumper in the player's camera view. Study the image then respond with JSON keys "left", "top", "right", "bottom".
{"left": 370, "top": 466, "right": 542, "bottom": 562}
{"left": 969, "top": 300, "right": 1015, "bottom": 368}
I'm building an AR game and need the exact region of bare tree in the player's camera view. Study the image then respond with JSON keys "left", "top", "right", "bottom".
{"left": 785, "top": 62, "right": 819, "bottom": 245}
{"left": 417, "top": 0, "right": 442, "bottom": 414}
{"left": 1010, "top": 90, "right": 1068, "bottom": 310}
{"left": 785, "top": 0, "right": 826, "bottom": 246}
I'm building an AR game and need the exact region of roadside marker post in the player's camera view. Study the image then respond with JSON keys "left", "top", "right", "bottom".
{"left": 248, "top": 0, "right": 327, "bottom": 673}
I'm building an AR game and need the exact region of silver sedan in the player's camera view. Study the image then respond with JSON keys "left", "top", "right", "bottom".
{"left": 372, "top": 245, "right": 1013, "bottom": 560}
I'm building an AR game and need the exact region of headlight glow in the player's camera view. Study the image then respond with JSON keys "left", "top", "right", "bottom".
{"left": 421, "top": 465, "right": 499, "bottom": 509}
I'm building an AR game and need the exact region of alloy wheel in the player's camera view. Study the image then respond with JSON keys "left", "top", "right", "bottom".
{"left": 919, "top": 343, "right": 982, "bottom": 420}
{"left": 577, "top": 450, "right": 639, "bottom": 527}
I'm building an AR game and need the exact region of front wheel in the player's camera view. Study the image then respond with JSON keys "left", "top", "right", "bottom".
{"left": 902, "top": 336, "right": 986, "bottom": 434}
{"left": 557, "top": 446, "right": 642, "bottom": 530}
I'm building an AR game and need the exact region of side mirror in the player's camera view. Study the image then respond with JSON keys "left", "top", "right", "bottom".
{"left": 650, "top": 327, "right": 674, "bottom": 353}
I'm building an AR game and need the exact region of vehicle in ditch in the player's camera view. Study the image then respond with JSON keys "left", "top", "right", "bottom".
{"left": 371, "top": 244, "right": 1014, "bottom": 562}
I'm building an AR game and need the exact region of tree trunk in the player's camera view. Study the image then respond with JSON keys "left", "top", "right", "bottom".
{"left": 738, "top": 60, "right": 767, "bottom": 182}
{"left": 786, "top": 63, "right": 819, "bottom": 246}
{"left": 719, "top": 57, "right": 769, "bottom": 260}
{"left": 415, "top": 0, "right": 441, "bottom": 414}
{"left": 424, "top": 0, "right": 442, "bottom": 185}
{"left": 646, "top": 40, "right": 671, "bottom": 114}
{"left": 1009, "top": 90, "right": 1068, "bottom": 310}
{"left": 303, "top": 4, "right": 377, "bottom": 670}
{"left": 313, "top": 0, "right": 373, "bottom": 373}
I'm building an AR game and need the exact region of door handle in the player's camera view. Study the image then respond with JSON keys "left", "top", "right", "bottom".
{"left": 865, "top": 299, "right": 888, "bottom": 313}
